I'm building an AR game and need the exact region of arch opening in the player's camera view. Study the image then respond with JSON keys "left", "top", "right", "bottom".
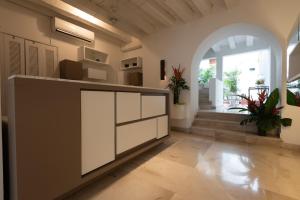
{"left": 190, "top": 23, "right": 283, "bottom": 120}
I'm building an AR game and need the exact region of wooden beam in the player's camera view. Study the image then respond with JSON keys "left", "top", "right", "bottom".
{"left": 129, "top": 0, "right": 175, "bottom": 26}
{"left": 228, "top": 37, "right": 236, "bottom": 49}
{"left": 224, "top": 0, "right": 239, "bottom": 9}
{"left": 69, "top": 0, "right": 147, "bottom": 37}
{"left": 190, "top": 0, "right": 212, "bottom": 15}
{"left": 111, "top": 1, "right": 156, "bottom": 35}
{"left": 246, "top": 36, "right": 254, "bottom": 47}
{"left": 162, "top": 0, "right": 193, "bottom": 22}
{"left": 26, "top": 0, "right": 132, "bottom": 43}
{"left": 212, "top": 44, "right": 221, "bottom": 52}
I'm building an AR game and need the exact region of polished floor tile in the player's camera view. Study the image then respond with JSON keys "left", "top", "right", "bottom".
{"left": 66, "top": 132, "right": 300, "bottom": 200}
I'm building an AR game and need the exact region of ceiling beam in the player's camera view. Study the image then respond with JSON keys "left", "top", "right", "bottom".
{"left": 228, "top": 37, "right": 236, "bottom": 49}
{"left": 67, "top": 0, "right": 147, "bottom": 37}
{"left": 129, "top": 0, "right": 175, "bottom": 27}
{"left": 162, "top": 0, "right": 193, "bottom": 22}
{"left": 212, "top": 44, "right": 221, "bottom": 52}
{"left": 106, "top": 1, "right": 156, "bottom": 35}
{"left": 224, "top": 0, "right": 239, "bottom": 9}
{"left": 26, "top": 0, "right": 132, "bottom": 43}
{"left": 190, "top": 0, "right": 212, "bottom": 15}
{"left": 246, "top": 36, "right": 254, "bottom": 47}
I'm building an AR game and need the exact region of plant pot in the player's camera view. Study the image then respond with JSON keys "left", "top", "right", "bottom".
{"left": 172, "top": 104, "right": 186, "bottom": 120}
{"left": 257, "top": 128, "right": 267, "bottom": 136}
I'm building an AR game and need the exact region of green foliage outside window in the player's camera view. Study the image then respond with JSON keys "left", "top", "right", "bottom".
{"left": 224, "top": 70, "right": 241, "bottom": 98}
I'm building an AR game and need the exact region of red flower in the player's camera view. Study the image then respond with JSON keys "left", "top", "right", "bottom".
{"left": 258, "top": 90, "right": 267, "bottom": 105}
{"left": 172, "top": 65, "right": 185, "bottom": 80}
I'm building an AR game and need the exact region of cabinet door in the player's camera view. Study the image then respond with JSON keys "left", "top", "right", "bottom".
{"left": 40, "top": 44, "right": 58, "bottom": 77}
{"left": 142, "top": 95, "right": 166, "bottom": 118}
{"left": 117, "top": 119, "right": 157, "bottom": 154}
{"left": 25, "top": 40, "right": 39, "bottom": 76}
{"left": 116, "top": 92, "right": 141, "bottom": 123}
{"left": 4, "top": 34, "right": 25, "bottom": 77}
{"left": 157, "top": 116, "right": 168, "bottom": 139}
{"left": 2, "top": 34, "right": 25, "bottom": 115}
{"left": 81, "top": 91, "right": 115, "bottom": 175}
{"left": 25, "top": 41, "right": 58, "bottom": 77}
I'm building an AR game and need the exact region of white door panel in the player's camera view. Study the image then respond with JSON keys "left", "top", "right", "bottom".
{"left": 81, "top": 91, "right": 115, "bottom": 175}
{"left": 117, "top": 119, "right": 157, "bottom": 154}
{"left": 117, "top": 92, "right": 141, "bottom": 123}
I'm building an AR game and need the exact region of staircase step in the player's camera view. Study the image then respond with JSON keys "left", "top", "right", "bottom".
{"left": 197, "top": 111, "right": 248, "bottom": 121}
{"left": 199, "top": 104, "right": 214, "bottom": 110}
{"left": 199, "top": 88, "right": 209, "bottom": 95}
{"left": 199, "top": 98, "right": 210, "bottom": 103}
{"left": 191, "top": 126, "right": 248, "bottom": 142}
{"left": 192, "top": 118, "right": 257, "bottom": 133}
{"left": 191, "top": 126, "right": 281, "bottom": 145}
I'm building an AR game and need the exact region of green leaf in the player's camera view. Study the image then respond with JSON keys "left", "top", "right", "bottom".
{"left": 264, "top": 88, "right": 279, "bottom": 114}
{"left": 287, "top": 89, "right": 298, "bottom": 106}
{"left": 281, "top": 118, "right": 292, "bottom": 127}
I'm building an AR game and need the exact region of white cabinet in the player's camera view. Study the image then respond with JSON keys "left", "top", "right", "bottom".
{"left": 81, "top": 91, "right": 115, "bottom": 175}
{"left": 142, "top": 95, "right": 166, "bottom": 118}
{"left": 157, "top": 116, "right": 168, "bottom": 139}
{"left": 120, "top": 57, "right": 142, "bottom": 70}
{"left": 117, "top": 119, "right": 157, "bottom": 154}
{"left": 117, "top": 92, "right": 141, "bottom": 123}
{"left": 79, "top": 46, "right": 109, "bottom": 65}
{"left": 25, "top": 40, "right": 58, "bottom": 77}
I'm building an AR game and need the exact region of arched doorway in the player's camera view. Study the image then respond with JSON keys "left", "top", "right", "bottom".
{"left": 190, "top": 23, "right": 282, "bottom": 115}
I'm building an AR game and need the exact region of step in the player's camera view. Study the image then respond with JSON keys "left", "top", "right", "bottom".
{"left": 192, "top": 118, "right": 257, "bottom": 133}
{"left": 199, "top": 97, "right": 210, "bottom": 103}
{"left": 191, "top": 126, "right": 281, "bottom": 145}
{"left": 199, "top": 95, "right": 209, "bottom": 99}
{"left": 196, "top": 111, "right": 248, "bottom": 121}
{"left": 191, "top": 126, "right": 249, "bottom": 142}
{"left": 199, "top": 104, "right": 214, "bottom": 110}
{"left": 199, "top": 88, "right": 209, "bottom": 95}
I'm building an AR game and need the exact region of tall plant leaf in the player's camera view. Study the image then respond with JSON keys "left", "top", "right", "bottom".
{"left": 287, "top": 89, "right": 298, "bottom": 106}
{"left": 264, "top": 88, "right": 279, "bottom": 114}
{"left": 281, "top": 118, "right": 292, "bottom": 127}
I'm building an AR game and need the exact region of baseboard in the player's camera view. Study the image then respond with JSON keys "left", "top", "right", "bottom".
{"left": 281, "top": 142, "right": 300, "bottom": 151}
{"left": 171, "top": 126, "right": 191, "bottom": 133}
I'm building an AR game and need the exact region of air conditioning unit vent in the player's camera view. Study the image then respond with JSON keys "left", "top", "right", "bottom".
{"left": 52, "top": 17, "right": 95, "bottom": 43}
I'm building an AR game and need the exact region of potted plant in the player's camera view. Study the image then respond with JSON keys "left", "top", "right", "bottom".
{"left": 167, "top": 65, "right": 189, "bottom": 119}
{"left": 287, "top": 89, "right": 300, "bottom": 107}
{"left": 229, "top": 88, "right": 292, "bottom": 136}
{"left": 255, "top": 79, "right": 265, "bottom": 86}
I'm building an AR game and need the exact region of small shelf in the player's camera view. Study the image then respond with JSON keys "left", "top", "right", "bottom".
{"left": 121, "top": 57, "right": 142, "bottom": 71}
{"left": 79, "top": 46, "right": 109, "bottom": 66}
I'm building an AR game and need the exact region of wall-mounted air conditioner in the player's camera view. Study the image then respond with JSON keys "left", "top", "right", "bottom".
{"left": 52, "top": 17, "right": 95, "bottom": 43}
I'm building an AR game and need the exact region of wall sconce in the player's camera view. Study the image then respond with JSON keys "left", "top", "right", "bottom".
{"left": 160, "top": 59, "right": 166, "bottom": 80}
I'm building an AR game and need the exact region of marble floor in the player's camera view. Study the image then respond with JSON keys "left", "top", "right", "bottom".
{"left": 66, "top": 132, "right": 300, "bottom": 200}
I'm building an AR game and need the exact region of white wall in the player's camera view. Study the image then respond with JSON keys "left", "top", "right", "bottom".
{"left": 125, "top": 0, "right": 300, "bottom": 144}
{"left": 0, "top": 0, "right": 124, "bottom": 82}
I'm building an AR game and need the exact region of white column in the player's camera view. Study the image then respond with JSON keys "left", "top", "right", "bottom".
{"left": 216, "top": 54, "right": 223, "bottom": 81}
{"left": 215, "top": 54, "right": 223, "bottom": 107}
{"left": 270, "top": 48, "right": 276, "bottom": 91}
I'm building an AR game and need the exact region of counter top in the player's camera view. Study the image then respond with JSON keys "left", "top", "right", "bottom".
{"left": 9, "top": 75, "right": 169, "bottom": 93}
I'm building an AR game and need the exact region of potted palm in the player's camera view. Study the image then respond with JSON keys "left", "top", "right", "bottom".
{"left": 230, "top": 88, "right": 292, "bottom": 136}
{"left": 167, "top": 65, "right": 189, "bottom": 119}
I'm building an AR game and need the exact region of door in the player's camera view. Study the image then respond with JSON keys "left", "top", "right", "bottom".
{"left": 25, "top": 40, "right": 58, "bottom": 77}
{"left": 2, "top": 34, "right": 25, "bottom": 115}
{"left": 81, "top": 91, "right": 115, "bottom": 175}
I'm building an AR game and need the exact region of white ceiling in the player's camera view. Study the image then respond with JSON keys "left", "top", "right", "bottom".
{"left": 63, "top": 0, "right": 240, "bottom": 37}
{"left": 211, "top": 35, "right": 264, "bottom": 53}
